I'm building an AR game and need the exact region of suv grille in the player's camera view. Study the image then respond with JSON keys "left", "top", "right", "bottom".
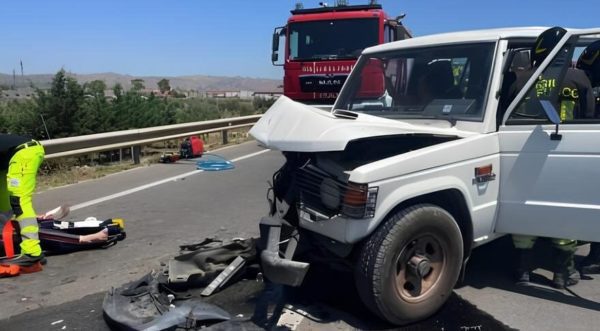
{"left": 296, "top": 164, "right": 366, "bottom": 219}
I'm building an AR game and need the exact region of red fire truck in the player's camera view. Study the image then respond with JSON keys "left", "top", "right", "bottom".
{"left": 271, "top": 1, "right": 411, "bottom": 104}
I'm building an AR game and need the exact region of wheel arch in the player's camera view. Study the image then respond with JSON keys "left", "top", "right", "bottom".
{"left": 375, "top": 188, "right": 474, "bottom": 261}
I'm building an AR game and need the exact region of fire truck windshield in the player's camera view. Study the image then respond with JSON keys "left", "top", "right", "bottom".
{"left": 288, "top": 18, "right": 379, "bottom": 61}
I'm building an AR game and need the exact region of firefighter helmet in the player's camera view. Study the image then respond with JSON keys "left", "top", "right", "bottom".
{"left": 531, "top": 27, "right": 567, "bottom": 67}
{"left": 577, "top": 40, "right": 600, "bottom": 87}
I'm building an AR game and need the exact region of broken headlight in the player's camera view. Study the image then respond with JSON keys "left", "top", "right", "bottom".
{"left": 341, "top": 183, "right": 378, "bottom": 219}
{"left": 320, "top": 177, "right": 342, "bottom": 210}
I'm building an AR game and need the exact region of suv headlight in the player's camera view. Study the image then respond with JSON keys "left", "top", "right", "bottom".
{"left": 341, "top": 183, "right": 378, "bottom": 219}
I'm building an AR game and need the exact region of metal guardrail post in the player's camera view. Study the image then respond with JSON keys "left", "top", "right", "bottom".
{"left": 132, "top": 145, "right": 141, "bottom": 164}
{"left": 222, "top": 129, "right": 228, "bottom": 145}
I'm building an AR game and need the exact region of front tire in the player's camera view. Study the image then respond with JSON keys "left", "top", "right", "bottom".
{"left": 355, "top": 204, "right": 463, "bottom": 325}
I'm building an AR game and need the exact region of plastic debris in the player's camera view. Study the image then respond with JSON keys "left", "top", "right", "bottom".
{"left": 196, "top": 154, "right": 235, "bottom": 171}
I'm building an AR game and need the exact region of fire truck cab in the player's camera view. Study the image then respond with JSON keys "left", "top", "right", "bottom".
{"left": 272, "top": 1, "right": 411, "bottom": 104}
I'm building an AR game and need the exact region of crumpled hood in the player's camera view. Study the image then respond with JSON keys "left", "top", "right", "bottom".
{"left": 250, "top": 96, "right": 472, "bottom": 152}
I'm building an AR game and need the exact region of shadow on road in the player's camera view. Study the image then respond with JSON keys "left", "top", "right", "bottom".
{"left": 459, "top": 236, "right": 600, "bottom": 313}
{"left": 5, "top": 236, "right": 598, "bottom": 331}
{"left": 287, "top": 259, "right": 516, "bottom": 330}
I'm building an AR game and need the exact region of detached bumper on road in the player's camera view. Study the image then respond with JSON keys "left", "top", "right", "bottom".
{"left": 259, "top": 216, "right": 309, "bottom": 287}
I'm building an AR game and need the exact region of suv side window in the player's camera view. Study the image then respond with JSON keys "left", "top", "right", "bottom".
{"left": 505, "top": 38, "right": 599, "bottom": 125}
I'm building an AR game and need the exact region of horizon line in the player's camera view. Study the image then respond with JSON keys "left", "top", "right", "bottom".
{"left": 0, "top": 71, "right": 282, "bottom": 81}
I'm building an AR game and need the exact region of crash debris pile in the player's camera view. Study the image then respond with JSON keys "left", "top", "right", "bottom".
{"left": 103, "top": 238, "right": 280, "bottom": 330}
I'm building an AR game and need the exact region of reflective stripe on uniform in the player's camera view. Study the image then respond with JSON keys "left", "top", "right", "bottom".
{"left": 550, "top": 238, "right": 577, "bottom": 252}
{"left": 18, "top": 217, "right": 41, "bottom": 256}
{"left": 512, "top": 235, "right": 537, "bottom": 249}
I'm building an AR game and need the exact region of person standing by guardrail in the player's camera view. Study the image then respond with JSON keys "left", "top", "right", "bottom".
{"left": 0, "top": 134, "right": 46, "bottom": 274}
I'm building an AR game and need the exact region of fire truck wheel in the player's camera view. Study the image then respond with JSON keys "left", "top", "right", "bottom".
{"left": 355, "top": 204, "right": 463, "bottom": 325}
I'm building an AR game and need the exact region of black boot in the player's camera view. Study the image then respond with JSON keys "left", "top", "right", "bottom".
{"left": 552, "top": 272, "right": 579, "bottom": 289}
{"left": 580, "top": 243, "right": 600, "bottom": 274}
{"left": 552, "top": 249, "right": 578, "bottom": 289}
{"left": 515, "top": 249, "right": 534, "bottom": 285}
{"left": 0, "top": 253, "right": 45, "bottom": 267}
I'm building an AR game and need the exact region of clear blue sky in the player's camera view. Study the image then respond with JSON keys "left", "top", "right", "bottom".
{"left": 0, "top": 0, "right": 597, "bottom": 79}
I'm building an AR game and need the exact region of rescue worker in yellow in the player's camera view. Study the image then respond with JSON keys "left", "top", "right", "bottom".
{"left": 575, "top": 40, "right": 600, "bottom": 274}
{"left": 0, "top": 134, "right": 46, "bottom": 270}
{"left": 511, "top": 27, "right": 594, "bottom": 289}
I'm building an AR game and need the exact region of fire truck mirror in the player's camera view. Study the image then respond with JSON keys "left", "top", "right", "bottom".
{"left": 272, "top": 27, "right": 286, "bottom": 65}
{"left": 272, "top": 32, "right": 280, "bottom": 52}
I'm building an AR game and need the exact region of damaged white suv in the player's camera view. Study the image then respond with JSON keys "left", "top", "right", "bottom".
{"left": 250, "top": 27, "right": 600, "bottom": 325}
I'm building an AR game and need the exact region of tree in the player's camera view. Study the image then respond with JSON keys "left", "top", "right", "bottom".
{"left": 131, "top": 79, "right": 145, "bottom": 92}
{"left": 113, "top": 83, "right": 123, "bottom": 99}
{"left": 0, "top": 99, "right": 42, "bottom": 138}
{"left": 79, "top": 80, "right": 110, "bottom": 134}
{"left": 35, "top": 69, "right": 85, "bottom": 138}
{"left": 252, "top": 96, "right": 276, "bottom": 112}
{"left": 157, "top": 78, "right": 171, "bottom": 94}
{"left": 84, "top": 80, "right": 107, "bottom": 97}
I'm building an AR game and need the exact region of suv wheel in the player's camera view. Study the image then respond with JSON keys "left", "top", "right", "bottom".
{"left": 355, "top": 204, "right": 463, "bottom": 325}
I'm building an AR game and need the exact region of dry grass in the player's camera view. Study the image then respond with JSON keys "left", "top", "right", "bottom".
{"left": 37, "top": 157, "right": 156, "bottom": 191}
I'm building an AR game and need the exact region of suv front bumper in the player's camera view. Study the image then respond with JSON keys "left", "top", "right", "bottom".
{"left": 259, "top": 216, "right": 309, "bottom": 287}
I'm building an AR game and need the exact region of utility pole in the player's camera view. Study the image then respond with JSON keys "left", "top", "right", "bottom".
{"left": 20, "top": 60, "right": 24, "bottom": 89}
{"left": 12, "top": 69, "right": 16, "bottom": 89}
{"left": 40, "top": 114, "right": 51, "bottom": 140}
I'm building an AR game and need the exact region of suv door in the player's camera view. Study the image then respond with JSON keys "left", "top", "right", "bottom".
{"left": 495, "top": 29, "right": 600, "bottom": 242}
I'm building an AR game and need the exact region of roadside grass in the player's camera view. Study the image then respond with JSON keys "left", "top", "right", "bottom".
{"left": 37, "top": 130, "right": 253, "bottom": 190}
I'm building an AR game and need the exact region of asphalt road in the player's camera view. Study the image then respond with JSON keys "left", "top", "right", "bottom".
{"left": 1, "top": 141, "right": 599, "bottom": 330}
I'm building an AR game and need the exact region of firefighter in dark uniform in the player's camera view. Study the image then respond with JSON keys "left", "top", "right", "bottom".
{"left": 575, "top": 40, "right": 600, "bottom": 273}
{"left": 0, "top": 134, "right": 46, "bottom": 270}
{"left": 510, "top": 27, "right": 591, "bottom": 288}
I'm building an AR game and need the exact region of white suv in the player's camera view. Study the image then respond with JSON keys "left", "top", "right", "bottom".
{"left": 250, "top": 26, "right": 600, "bottom": 325}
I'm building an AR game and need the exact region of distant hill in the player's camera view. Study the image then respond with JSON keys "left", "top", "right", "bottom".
{"left": 0, "top": 72, "right": 282, "bottom": 92}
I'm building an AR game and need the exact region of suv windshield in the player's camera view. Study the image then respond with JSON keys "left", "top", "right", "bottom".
{"left": 335, "top": 42, "right": 496, "bottom": 121}
{"left": 288, "top": 18, "right": 379, "bottom": 61}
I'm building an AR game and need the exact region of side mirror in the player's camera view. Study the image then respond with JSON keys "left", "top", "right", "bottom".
{"left": 272, "top": 31, "right": 280, "bottom": 52}
{"left": 271, "top": 27, "right": 285, "bottom": 66}
{"left": 540, "top": 100, "right": 562, "bottom": 140}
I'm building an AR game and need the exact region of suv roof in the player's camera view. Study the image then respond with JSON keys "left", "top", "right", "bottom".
{"left": 363, "top": 27, "right": 581, "bottom": 54}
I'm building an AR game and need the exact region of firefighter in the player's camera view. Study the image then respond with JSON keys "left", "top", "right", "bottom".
{"left": 513, "top": 236, "right": 579, "bottom": 288}
{"left": 575, "top": 40, "right": 600, "bottom": 273}
{"left": 501, "top": 28, "right": 595, "bottom": 121}
{"left": 0, "top": 134, "right": 46, "bottom": 271}
{"left": 512, "top": 27, "right": 584, "bottom": 289}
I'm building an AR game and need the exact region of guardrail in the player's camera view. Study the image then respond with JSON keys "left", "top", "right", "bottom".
{"left": 40, "top": 115, "right": 262, "bottom": 160}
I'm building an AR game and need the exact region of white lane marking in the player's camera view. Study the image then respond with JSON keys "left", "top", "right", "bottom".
{"left": 229, "top": 149, "right": 270, "bottom": 162}
{"left": 71, "top": 149, "right": 270, "bottom": 211}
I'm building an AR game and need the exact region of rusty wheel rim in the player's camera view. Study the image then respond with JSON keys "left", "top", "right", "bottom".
{"left": 394, "top": 233, "right": 446, "bottom": 302}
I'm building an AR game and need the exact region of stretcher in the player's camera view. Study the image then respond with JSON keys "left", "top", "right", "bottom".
{"left": 1, "top": 205, "right": 126, "bottom": 258}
